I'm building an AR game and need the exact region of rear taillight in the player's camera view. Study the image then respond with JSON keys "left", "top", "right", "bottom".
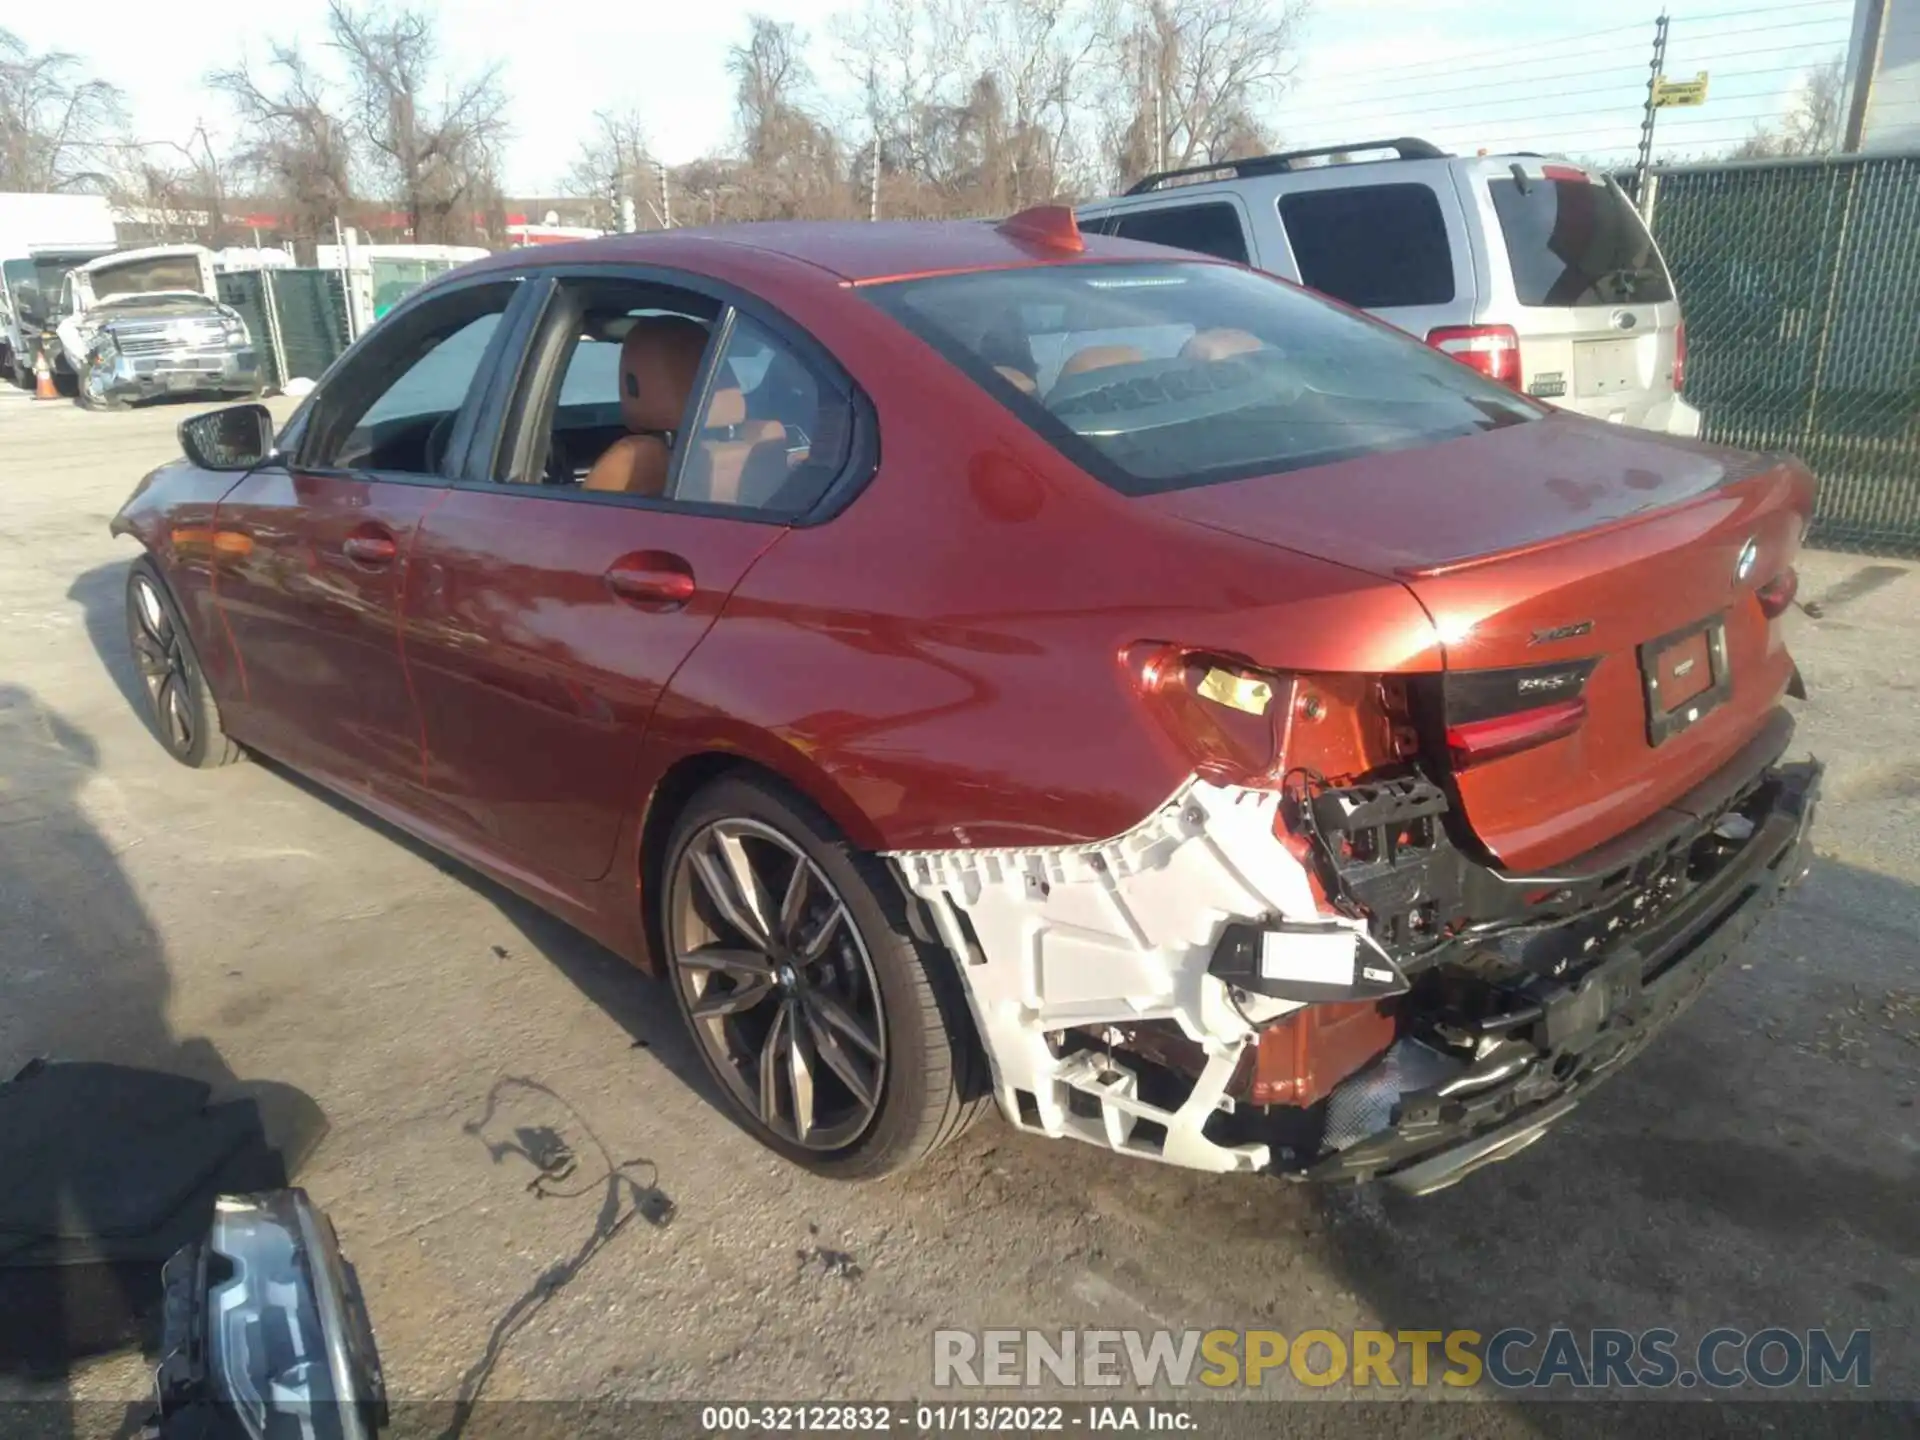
{"left": 1757, "top": 567, "right": 1798, "bottom": 619}
{"left": 1446, "top": 698, "right": 1587, "bottom": 768}
{"left": 1426, "top": 324, "right": 1522, "bottom": 390}
{"left": 1673, "top": 320, "right": 1688, "bottom": 393}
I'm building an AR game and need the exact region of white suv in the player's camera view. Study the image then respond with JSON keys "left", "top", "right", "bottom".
{"left": 1078, "top": 137, "right": 1701, "bottom": 438}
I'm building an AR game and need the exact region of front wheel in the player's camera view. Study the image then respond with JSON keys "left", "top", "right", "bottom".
{"left": 77, "top": 351, "right": 126, "bottom": 411}
{"left": 661, "top": 776, "right": 987, "bottom": 1179}
{"left": 124, "top": 559, "right": 242, "bottom": 768}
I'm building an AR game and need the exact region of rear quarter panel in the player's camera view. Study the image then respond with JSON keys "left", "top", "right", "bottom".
{"left": 649, "top": 265, "right": 1443, "bottom": 852}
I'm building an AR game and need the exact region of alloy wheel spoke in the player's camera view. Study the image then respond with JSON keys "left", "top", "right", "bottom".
{"left": 794, "top": 902, "right": 847, "bottom": 964}
{"left": 690, "top": 974, "right": 775, "bottom": 1021}
{"left": 756, "top": 999, "right": 792, "bottom": 1132}
{"left": 787, "top": 1010, "right": 817, "bottom": 1143}
{"left": 806, "top": 988, "right": 884, "bottom": 1062}
{"left": 135, "top": 583, "right": 171, "bottom": 645}
{"left": 690, "top": 838, "right": 773, "bottom": 950}
{"left": 678, "top": 945, "right": 774, "bottom": 981}
{"left": 130, "top": 629, "right": 170, "bottom": 677}
{"left": 159, "top": 672, "right": 192, "bottom": 750}
{"left": 802, "top": 1000, "right": 877, "bottom": 1111}
{"left": 777, "top": 858, "right": 815, "bottom": 949}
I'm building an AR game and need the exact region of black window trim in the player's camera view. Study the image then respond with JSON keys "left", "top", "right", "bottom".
{"left": 466, "top": 261, "right": 880, "bottom": 527}
{"left": 276, "top": 268, "right": 539, "bottom": 489}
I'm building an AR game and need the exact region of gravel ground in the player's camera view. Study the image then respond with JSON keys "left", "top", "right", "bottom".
{"left": 1, "top": 387, "right": 1914, "bottom": 1432}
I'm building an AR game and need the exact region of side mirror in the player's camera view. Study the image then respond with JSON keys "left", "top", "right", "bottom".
{"left": 180, "top": 403, "right": 277, "bottom": 472}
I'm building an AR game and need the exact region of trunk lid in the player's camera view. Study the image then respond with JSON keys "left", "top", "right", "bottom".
{"left": 1143, "top": 415, "right": 1813, "bottom": 869}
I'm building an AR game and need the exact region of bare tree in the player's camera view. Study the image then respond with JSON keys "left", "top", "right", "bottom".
{"left": 726, "top": 15, "right": 846, "bottom": 219}
{"left": 0, "top": 26, "right": 125, "bottom": 191}
{"left": 210, "top": 43, "right": 357, "bottom": 249}
{"left": 561, "top": 108, "right": 654, "bottom": 228}
{"left": 1099, "top": 0, "right": 1303, "bottom": 188}
{"left": 108, "top": 125, "right": 232, "bottom": 246}
{"left": 1730, "top": 57, "right": 1846, "bottom": 159}
{"left": 328, "top": 0, "right": 510, "bottom": 244}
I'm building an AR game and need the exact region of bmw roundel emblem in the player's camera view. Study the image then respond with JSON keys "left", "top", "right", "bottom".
{"left": 1735, "top": 537, "right": 1760, "bottom": 583}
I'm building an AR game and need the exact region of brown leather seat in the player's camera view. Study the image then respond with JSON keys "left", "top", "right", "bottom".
{"left": 994, "top": 364, "right": 1039, "bottom": 395}
{"left": 680, "top": 387, "right": 790, "bottom": 508}
{"left": 1058, "top": 344, "right": 1145, "bottom": 379}
{"left": 1180, "top": 327, "right": 1264, "bottom": 362}
{"left": 581, "top": 316, "right": 710, "bottom": 496}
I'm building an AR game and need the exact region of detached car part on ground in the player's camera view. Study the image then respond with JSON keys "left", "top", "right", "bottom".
{"left": 114, "top": 207, "right": 1818, "bottom": 1195}
{"left": 53, "top": 245, "right": 262, "bottom": 410}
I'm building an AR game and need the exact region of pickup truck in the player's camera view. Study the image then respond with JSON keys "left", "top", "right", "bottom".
{"left": 49, "top": 245, "right": 263, "bottom": 410}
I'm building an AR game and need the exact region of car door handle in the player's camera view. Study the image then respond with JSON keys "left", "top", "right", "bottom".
{"left": 605, "top": 553, "right": 695, "bottom": 609}
{"left": 343, "top": 530, "right": 398, "bottom": 567}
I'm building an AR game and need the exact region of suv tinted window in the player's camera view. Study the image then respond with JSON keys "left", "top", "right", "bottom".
{"left": 870, "top": 261, "right": 1537, "bottom": 496}
{"left": 1488, "top": 177, "right": 1673, "bottom": 306}
{"left": 1107, "top": 204, "right": 1249, "bottom": 264}
{"left": 1277, "top": 184, "right": 1454, "bottom": 308}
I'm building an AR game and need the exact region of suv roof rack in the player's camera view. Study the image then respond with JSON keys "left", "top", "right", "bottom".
{"left": 1123, "top": 138, "right": 1449, "bottom": 195}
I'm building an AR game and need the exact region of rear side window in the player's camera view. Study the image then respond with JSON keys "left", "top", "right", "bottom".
{"left": 868, "top": 261, "right": 1539, "bottom": 496}
{"left": 1488, "top": 177, "right": 1674, "bottom": 306}
{"left": 1106, "top": 204, "right": 1250, "bottom": 264}
{"left": 1278, "top": 184, "right": 1454, "bottom": 308}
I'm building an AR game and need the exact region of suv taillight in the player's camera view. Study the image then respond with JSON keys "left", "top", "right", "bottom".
{"left": 1673, "top": 320, "right": 1688, "bottom": 393}
{"left": 1426, "top": 324, "right": 1522, "bottom": 390}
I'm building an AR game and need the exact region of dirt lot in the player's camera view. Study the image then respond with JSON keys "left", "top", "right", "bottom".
{"left": 1, "top": 387, "right": 1915, "bottom": 1427}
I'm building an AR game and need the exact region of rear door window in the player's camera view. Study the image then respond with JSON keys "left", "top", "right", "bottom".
{"left": 1487, "top": 177, "right": 1674, "bottom": 306}
{"left": 1107, "top": 203, "right": 1250, "bottom": 264}
{"left": 1277, "top": 184, "right": 1455, "bottom": 308}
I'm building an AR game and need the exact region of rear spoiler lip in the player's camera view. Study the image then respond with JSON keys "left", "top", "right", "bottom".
{"left": 1395, "top": 449, "right": 1795, "bottom": 581}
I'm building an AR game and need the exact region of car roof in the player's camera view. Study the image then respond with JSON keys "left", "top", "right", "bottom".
{"left": 470, "top": 219, "right": 1185, "bottom": 289}
{"left": 1078, "top": 151, "right": 1598, "bottom": 210}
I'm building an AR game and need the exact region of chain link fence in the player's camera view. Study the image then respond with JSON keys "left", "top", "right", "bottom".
{"left": 1639, "top": 152, "right": 1920, "bottom": 556}
{"left": 216, "top": 269, "right": 353, "bottom": 393}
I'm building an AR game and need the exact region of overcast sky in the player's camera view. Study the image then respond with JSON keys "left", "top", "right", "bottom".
{"left": 8, "top": 0, "right": 1857, "bottom": 192}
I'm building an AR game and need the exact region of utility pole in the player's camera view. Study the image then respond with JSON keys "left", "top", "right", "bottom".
{"left": 656, "top": 161, "right": 672, "bottom": 229}
{"left": 1842, "top": 0, "right": 1888, "bottom": 152}
{"left": 869, "top": 134, "right": 882, "bottom": 222}
{"left": 1634, "top": 12, "right": 1669, "bottom": 217}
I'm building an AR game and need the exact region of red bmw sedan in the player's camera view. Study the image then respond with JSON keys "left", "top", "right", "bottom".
{"left": 113, "top": 209, "right": 1820, "bottom": 1192}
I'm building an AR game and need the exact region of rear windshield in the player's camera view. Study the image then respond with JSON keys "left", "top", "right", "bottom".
{"left": 1487, "top": 177, "right": 1673, "bottom": 307}
{"left": 867, "top": 261, "right": 1539, "bottom": 495}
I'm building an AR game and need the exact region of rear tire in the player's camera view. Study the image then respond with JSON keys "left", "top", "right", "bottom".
{"left": 660, "top": 775, "right": 987, "bottom": 1179}
{"left": 124, "top": 558, "right": 242, "bottom": 769}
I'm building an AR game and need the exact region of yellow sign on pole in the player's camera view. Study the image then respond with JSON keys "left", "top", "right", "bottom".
{"left": 1652, "top": 72, "right": 1710, "bottom": 108}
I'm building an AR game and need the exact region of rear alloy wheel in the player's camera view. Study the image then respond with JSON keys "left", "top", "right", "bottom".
{"left": 125, "top": 559, "right": 242, "bottom": 769}
{"left": 662, "top": 777, "right": 986, "bottom": 1178}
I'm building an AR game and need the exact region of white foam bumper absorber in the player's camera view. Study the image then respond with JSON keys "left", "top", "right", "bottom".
{"left": 888, "top": 779, "right": 1367, "bottom": 1174}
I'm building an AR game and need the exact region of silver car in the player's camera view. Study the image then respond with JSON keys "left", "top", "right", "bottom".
{"left": 1078, "top": 138, "right": 1700, "bottom": 438}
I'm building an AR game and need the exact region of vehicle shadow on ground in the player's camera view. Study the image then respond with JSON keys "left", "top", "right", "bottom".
{"left": 0, "top": 683, "right": 326, "bottom": 1435}
{"left": 67, "top": 560, "right": 146, "bottom": 724}
{"left": 1301, "top": 855, "right": 1920, "bottom": 1416}
{"left": 62, "top": 560, "right": 732, "bottom": 1166}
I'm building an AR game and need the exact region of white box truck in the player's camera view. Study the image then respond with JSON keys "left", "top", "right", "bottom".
{"left": 0, "top": 192, "right": 118, "bottom": 387}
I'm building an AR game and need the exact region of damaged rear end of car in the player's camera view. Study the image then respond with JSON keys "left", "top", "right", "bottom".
{"left": 872, "top": 248, "right": 1823, "bottom": 1191}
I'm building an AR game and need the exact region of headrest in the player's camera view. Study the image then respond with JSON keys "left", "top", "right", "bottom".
{"left": 1059, "top": 344, "right": 1145, "bottom": 378}
{"left": 618, "top": 316, "right": 710, "bottom": 433}
{"left": 704, "top": 386, "right": 747, "bottom": 429}
{"left": 1181, "top": 328, "right": 1263, "bottom": 362}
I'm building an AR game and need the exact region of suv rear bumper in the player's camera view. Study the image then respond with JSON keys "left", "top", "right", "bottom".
{"left": 1303, "top": 755, "right": 1819, "bottom": 1193}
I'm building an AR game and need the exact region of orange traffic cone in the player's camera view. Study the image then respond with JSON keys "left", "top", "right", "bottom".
{"left": 32, "top": 344, "right": 58, "bottom": 401}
